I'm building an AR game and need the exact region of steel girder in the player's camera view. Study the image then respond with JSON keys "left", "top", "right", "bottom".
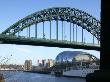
{"left": 1, "top": 7, "right": 101, "bottom": 41}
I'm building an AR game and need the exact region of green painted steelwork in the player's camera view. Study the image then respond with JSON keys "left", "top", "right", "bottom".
{"left": 0, "top": 35, "right": 100, "bottom": 51}
{"left": 0, "top": 7, "right": 100, "bottom": 50}
{"left": 1, "top": 7, "right": 100, "bottom": 41}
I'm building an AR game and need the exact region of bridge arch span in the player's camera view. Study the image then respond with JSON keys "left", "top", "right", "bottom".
{"left": 1, "top": 7, "right": 100, "bottom": 41}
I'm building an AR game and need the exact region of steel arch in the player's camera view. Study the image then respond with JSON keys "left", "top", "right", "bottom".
{"left": 1, "top": 7, "right": 101, "bottom": 41}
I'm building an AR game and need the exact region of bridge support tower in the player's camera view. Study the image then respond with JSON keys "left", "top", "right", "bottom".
{"left": 86, "top": 0, "right": 110, "bottom": 81}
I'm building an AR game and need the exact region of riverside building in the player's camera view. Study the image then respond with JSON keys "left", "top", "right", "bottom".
{"left": 24, "top": 60, "right": 32, "bottom": 71}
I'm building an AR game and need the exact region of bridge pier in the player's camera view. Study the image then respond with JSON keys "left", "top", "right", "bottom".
{"left": 86, "top": 0, "right": 110, "bottom": 81}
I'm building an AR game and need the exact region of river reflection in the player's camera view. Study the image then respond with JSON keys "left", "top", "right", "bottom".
{"left": 2, "top": 71, "right": 86, "bottom": 82}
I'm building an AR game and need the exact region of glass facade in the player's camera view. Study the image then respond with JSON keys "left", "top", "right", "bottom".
{"left": 56, "top": 51, "right": 99, "bottom": 63}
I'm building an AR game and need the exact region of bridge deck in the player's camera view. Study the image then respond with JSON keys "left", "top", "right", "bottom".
{"left": 0, "top": 35, "right": 100, "bottom": 51}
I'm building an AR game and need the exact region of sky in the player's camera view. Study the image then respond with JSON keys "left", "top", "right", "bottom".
{"left": 0, "top": 0, "right": 100, "bottom": 65}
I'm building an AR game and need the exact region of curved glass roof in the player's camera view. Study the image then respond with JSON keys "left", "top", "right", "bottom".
{"left": 56, "top": 51, "right": 98, "bottom": 62}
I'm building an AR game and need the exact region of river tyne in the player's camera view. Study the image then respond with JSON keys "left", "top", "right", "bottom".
{"left": 1, "top": 71, "right": 86, "bottom": 82}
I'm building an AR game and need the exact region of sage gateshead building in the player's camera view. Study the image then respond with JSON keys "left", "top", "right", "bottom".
{"left": 55, "top": 51, "right": 100, "bottom": 67}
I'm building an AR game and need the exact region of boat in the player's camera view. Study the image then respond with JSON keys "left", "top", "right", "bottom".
{"left": 62, "top": 63, "right": 99, "bottom": 78}
{"left": 51, "top": 61, "right": 99, "bottom": 78}
{"left": 63, "top": 67, "right": 99, "bottom": 78}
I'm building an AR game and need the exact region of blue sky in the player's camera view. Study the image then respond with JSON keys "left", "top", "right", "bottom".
{"left": 0, "top": 0, "right": 100, "bottom": 65}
